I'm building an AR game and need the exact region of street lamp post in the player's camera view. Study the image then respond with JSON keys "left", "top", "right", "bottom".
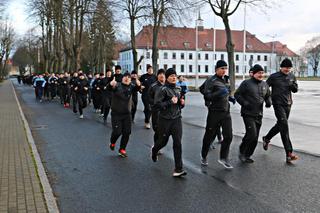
{"left": 213, "top": 13, "right": 216, "bottom": 74}
{"left": 267, "top": 34, "right": 277, "bottom": 74}
{"left": 195, "top": 11, "right": 203, "bottom": 90}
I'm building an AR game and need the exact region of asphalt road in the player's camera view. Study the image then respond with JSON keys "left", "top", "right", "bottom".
{"left": 14, "top": 81, "right": 320, "bottom": 213}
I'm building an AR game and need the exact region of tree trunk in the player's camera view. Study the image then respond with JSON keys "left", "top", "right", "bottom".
{"left": 130, "top": 17, "right": 139, "bottom": 73}
{"left": 223, "top": 16, "right": 235, "bottom": 92}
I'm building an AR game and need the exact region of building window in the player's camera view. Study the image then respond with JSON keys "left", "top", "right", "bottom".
{"left": 189, "top": 65, "right": 193, "bottom": 73}
{"left": 146, "top": 52, "right": 150, "bottom": 59}
{"left": 198, "top": 65, "right": 201, "bottom": 73}
{"left": 257, "top": 55, "right": 261, "bottom": 61}
{"left": 164, "top": 64, "right": 168, "bottom": 70}
{"left": 198, "top": 53, "right": 201, "bottom": 60}
{"left": 264, "top": 66, "right": 267, "bottom": 72}
{"left": 205, "top": 54, "right": 209, "bottom": 60}
{"left": 245, "top": 55, "right": 247, "bottom": 61}
{"left": 181, "top": 65, "right": 185, "bottom": 73}
{"left": 164, "top": 52, "right": 168, "bottom": 59}
{"left": 139, "top": 65, "right": 142, "bottom": 70}
{"left": 183, "top": 42, "right": 190, "bottom": 48}
{"left": 214, "top": 54, "right": 217, "bottom": 60}
{"left": 236, "top": 54, "right": 239, "bottom": 61}
{"left": 181, "top": 53, "right": 185, "bottom": 60}
{"left": 189, "top": 53, "right": 193, "bottom": 60}
{"left": 236, "top": 65, "right": 239, "bottom": 73}
{"left": 205, "top": 65, "right": 209, "bottom": 73}
{"left": 221, "top": 54, "right": 224, "bottom": 60}
{"left": 172, "top": 52, "right": 176, "bottom": 59}
{"left": 160, "top": 41, "right": 167, "bottom": 46}
{"left": 264, "top": 55, "right": 268, "bottom": 61}
{"left": 250, "top": 55, "right": 254, "bottom": 60}
{"left": 173, "top": 64, "right": 176, "bottom": 70}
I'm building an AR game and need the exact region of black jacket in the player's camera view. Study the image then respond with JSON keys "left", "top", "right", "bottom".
{"left": 154, "top": 82, "right": 184, "bottom": 120}
{"left": 75, "top": 78, "right": 89, "bottom": 96}
{"left": 266, "top": 71, "right": 298, "bottom": 106}
{"left": 58, "top": 77, "right": 69, "bottom": 89}
{"left": 203, "top": 75, "right": 230, "bottom": 112}
{"left": 69, "top": 77, "right": 79, "bottom": 92}
{"left": 235, "top": 78, "right": 272, "bottom": 117}
{"left": 148, "top": 81, "right": 163, "bottom": 111}
{"left": 92, "top": 78, "right": 103, "bottom": 92}
{"left": 109, "top": 82, "right": 140, "bottom": 115}
{"left": 131, "top": 78, "right": 139, "bottom": 102}
{"left": 140, "top": 73, "right": 157, "bottom": 97}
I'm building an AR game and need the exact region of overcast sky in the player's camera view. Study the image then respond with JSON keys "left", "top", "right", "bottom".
{"left": 6, "top": 0, "right": 320, "bottom": 53}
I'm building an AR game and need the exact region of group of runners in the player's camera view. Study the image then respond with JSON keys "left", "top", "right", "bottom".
{"left": 26, "top": 57, "right": 298, "bottom": 177}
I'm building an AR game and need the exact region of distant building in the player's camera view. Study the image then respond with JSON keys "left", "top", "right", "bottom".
{"left": 119, "top": 24, "right": 298, "bottom": 77}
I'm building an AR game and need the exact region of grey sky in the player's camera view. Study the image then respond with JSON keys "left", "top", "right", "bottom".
{"left": 6, "top": 0, "right": 320, "bottom": 53}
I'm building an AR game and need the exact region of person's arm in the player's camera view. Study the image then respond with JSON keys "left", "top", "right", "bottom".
{"left": 234, "top": 81, "right": 248, "bottom": 106}
{"left": 264, "top": 84, "right": 272, "bottom": 108}
{"left": 290, "top": 75, "right": 298, "bottom": 93}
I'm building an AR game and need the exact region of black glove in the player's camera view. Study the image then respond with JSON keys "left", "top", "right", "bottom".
{"left": 229, "top": 96, "right": 236, "bottom": 105}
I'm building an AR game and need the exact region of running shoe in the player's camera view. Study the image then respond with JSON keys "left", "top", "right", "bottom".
{"left": 109, "top": 143, "right": 115, "bottom": 151}
{"left": 218, "top": 159, "right": 233, "bottom": 169}
{"left": 173, "top": 169, "right": 187, "bottom": 177}
{"left": 262, "top": 136, "right": 270, "bottom": 151}
{"left": 286, "top": 152, "right": 298, "bottom": 163}
{"left": 118, "top": 149, "right": 127, "bottom": 158}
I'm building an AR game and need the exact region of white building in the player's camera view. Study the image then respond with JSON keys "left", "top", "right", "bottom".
{"left": 120, "top": 24, "right": 298, "bottom": 77}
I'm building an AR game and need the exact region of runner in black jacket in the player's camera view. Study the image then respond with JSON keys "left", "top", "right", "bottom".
{"left": 201, "top": 60, "right": 234, "bottom": 169}
{"left": 148, "top": 69, "right": 166, "bottom": 145}
{"left": 235, "top": 64, "right": 272, "bottom": 163}
{"left": 151, "top": 68, "right": 186, "bottom": 177}
{"left": 263, "top": 58, "right": 299, "bottom": 163}
{"left": 108, "top": 72, "right": 141, "bottom": 158}
{"left": 130, "top": 70, "right": 139, "bottom": 123}
{"left": 74, "top": 73, "right": 89, "bottom": 118}
{"left": 140, "top": 65, "right": 157, "bottom": 129}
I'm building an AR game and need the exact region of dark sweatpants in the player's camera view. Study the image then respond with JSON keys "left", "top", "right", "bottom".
{"left": 131, "top": 95, "right": 138, "bottom": 121}
{"left": 142, "top": 95, "right": 151, "bottom": 123}
{"left": 77, "top": 95, "right": 87, "bottom": 115}
{"left": 102, "top": 95, "right": 111, "bottom": 121}
{"left": 202, "top": 110, "right": 233, "bottom": 160}
{"left": 60, "top": 87, "right": 69, "bottom": 105}
{"left": 152, "top": 117, "right": 183, "bottom": 170}
{"left": 265, "top": 105, "right": 293, "bottom": 155}
{"left": 110, "top": 113, "right": 132, "bottom": 150}
{"left": 92, "top": 90, "right": 102, "bottom": 110}
{"left": 151, "top": 110, "right": 160, "bottom": 143}
{"left": 239, "top": 116, "right": 262, "bottom": 158}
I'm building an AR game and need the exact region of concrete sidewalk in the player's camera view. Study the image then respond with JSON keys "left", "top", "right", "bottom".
{"left": 0, "top": 80, "right": 57, "bottom": 213}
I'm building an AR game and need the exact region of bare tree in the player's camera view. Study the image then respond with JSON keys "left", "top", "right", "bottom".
{"left": 300, "top": 36, "right": 320, "bottom": 77}
{"left": 202, "top": 0, "right": 275, "bottom": 92}
{"left": 147, "top": 0, "right": 196, "bottom": 71}
{"left": 0, "top": 20, "right": 15, "bottom": 80}
{"left": 114, "top": 0, "right": 147, "bottom": 73}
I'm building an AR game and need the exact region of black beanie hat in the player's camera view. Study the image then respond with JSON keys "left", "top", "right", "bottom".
{"left": 131, "top": 70, "right": 137, "bottom": 75}
{"left": 157, "top": 69, "right": 165, "bottom": 76}
{"left": 115, "top": 65, "right": 122, "bottom": 70}
{"left": 165, "top": 68, "right": 176, "bottom": 79}
{"left": 215, "top": 60, "right": 228, "bottom": 69}
{"left": 147, "top": 65, "right": 153, "bottom": 70}
{"left": 251, "top": 64, "right": 264, "bottom": 74}
{"left": 280, "top": 58, "right": 293, "bottom": 68}
{"left": 123, "top": 72, "right": 131, "bottom": 77}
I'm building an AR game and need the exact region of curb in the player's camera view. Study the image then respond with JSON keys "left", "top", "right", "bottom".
{"left": 11, "top": 81, "right": 60, "bottom": 213}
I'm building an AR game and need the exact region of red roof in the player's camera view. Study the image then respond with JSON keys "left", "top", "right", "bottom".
{"left": 122, "top": 25, "right": 272, "bottom": 53}
{"left": 265, "top": 41, "right": 298, "bottom": 57}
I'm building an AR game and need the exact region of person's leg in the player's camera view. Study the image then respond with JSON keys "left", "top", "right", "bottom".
{"left": 276, "top": 105, "right": 293, "bottom": 155}
{"left": 152, "top": 117, "right": 170, "bottom": 155}
{"left": 219, "top": 113, "right": 233, "bottom": 160}
{"left": 264, "top": 105, "right": 282, "bottom": 140}
{"left": 151, "top": 111, "right": 159, "bottom": 143}
{"left": 131, "top": 98, "right": 138, "bottom": 121}
{"left": 171, "top": 118, "right": 183, "bottom": 171}
{"left": 201, "top": 110, "right": 221, "bottom": 159}
{"left": 119, "top": 115, "right": 132, "bottom": 150}
{"left": 245, "top": 117, "right": 262, "bottom": 158}
{"left": 110, "top": 114, "right": 122, "bottom": 145}
{"left": 239, "top": 116, "right": 255, "bottom": 156}
{"left": 142, "top": 95, "right": 151, "bottom": 124}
